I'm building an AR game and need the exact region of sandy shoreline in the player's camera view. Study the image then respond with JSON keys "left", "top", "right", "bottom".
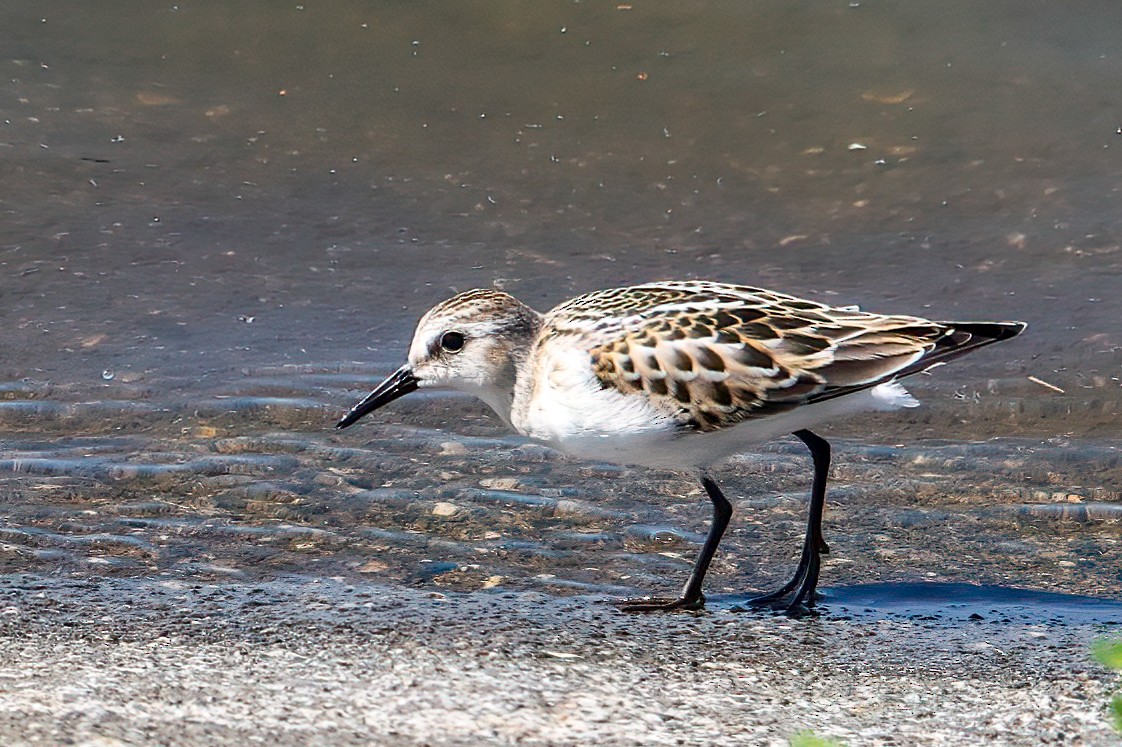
{"left": 0, "top": 574, "right": 1117, "bottom": 746}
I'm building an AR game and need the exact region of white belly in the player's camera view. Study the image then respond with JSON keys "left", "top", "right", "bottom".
{"left": 509, "top": 344, "right": 919, "bottom": 471}
{"left": 526, "top": 380, "right": 919, "bottom": 470}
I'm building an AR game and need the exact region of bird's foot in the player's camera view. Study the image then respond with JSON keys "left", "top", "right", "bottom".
{"left": 615, "top": 594, "right": 705, "bottom": 613}
{"left": 742, "top": 590, "right": 819, "bottom": 616}
{"left": 746, "top": 571, "right": 820, "bottom": 615}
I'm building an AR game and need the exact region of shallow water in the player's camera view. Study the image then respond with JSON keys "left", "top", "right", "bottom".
{"left": 2, "top": 1, "right": 1121, "bottom": 611}
{"left": 813, "top": 582, "right": 1122, "bottom": 625}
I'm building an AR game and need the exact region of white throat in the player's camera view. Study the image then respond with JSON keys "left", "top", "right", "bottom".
{"left": 456, "top": 381, "right": 516, "bottom": 429}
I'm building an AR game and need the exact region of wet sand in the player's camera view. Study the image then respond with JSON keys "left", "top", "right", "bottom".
{"left": 2, "top": 399, "right": 1122, "bottom": 745}
{"left": 1, "top": 575, "right": 1118, "bottom": 746}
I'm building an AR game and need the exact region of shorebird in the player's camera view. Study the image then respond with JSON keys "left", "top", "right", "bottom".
{"left": 336, "top": 281, "right": 1025, "bottom": 612}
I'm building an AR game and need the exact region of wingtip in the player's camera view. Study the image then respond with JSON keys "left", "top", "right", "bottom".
{"left": 999, "top": 320, "right": 1028, "bottom": 340}
{"left": 944, "top": 320, "right": 1028, "bottom": 342}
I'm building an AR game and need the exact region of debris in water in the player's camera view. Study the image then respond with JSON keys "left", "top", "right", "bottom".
{"left": 543, "top": 651, "right": 582, "bottom": 659}
{"left": 861, "top": 89, "right": 915, "bottom": 105}
{"left": 1027, "top": 376, "right": 1064, "bottom": 394}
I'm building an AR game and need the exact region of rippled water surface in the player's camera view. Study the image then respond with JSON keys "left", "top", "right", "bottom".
{"left": 2, "top": 1, "right": 1121, "bottom": 606}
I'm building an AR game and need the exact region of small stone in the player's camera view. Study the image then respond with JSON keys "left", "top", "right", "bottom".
{"left": 479, "top": 477, "right": 520, "bottom": 490}
{"left": 357, "top": 559, "right": 389, "bottom": 573}
{"left": 439, "top": 441, "right": 467, "bottom": 456}
{"left": 432, "top": 502, "right": 463, "bottom": 517}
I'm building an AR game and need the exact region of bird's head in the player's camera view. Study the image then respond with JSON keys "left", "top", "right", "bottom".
{"left": 336, "top": 289, "right": 542, "bottom": 429}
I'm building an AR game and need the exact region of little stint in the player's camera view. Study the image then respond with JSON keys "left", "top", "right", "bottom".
{"left": 337, "top": 281, "right": 1026, "bottom": 612}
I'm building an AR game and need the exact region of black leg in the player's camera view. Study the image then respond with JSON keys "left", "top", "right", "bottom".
{"left": 618, "top": 473, "right": 733, "bottom": 612}
{"left": 749, "top": 429, "right": 831, "bottom": 612}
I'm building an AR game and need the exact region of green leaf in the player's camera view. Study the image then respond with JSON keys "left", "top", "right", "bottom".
{"left": 1092, "top": 639, "right": 1122, "bottom": 670}
{"left": 789, "top": 731, "right": 846, "bottom": 747}
{"left": 1110, "top": 695, "right": 1122, "bottom": 734}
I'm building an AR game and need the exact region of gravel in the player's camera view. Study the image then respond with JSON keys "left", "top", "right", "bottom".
{"left": 0, "top": 574, "right": 1118, "bottom": 746}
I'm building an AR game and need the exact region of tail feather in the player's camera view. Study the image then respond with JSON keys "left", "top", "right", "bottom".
{"left": 805, "top": 319, "right": 1026, "bottom": 407}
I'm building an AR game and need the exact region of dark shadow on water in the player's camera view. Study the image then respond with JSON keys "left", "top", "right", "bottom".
{"left": 717, "top": 582, "right": 1122, "bottom": 625}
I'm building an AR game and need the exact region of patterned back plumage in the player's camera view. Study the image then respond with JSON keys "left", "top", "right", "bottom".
{"left": 538, "top": 281, "right": 1008, "bottom": 431}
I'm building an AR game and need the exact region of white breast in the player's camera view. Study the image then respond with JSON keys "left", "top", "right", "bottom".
{"left": 510, "top": 343, "right": 681, "bottom": 462}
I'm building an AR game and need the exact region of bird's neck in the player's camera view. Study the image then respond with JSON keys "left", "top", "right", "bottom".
{"left": 474, "top": 309, "right": 544, "bottom": 430}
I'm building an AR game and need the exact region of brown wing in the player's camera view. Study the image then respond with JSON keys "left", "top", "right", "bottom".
{"left": 543, "top": 282, "right": 987, "bottom": 432}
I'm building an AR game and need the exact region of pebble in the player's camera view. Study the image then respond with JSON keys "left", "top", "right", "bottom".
{"left": 432, "top": 502, "right": 464, "bottom": 517}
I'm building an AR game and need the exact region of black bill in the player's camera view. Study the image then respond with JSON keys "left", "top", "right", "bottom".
{"left": 335, "top": 365, "right": 419, "bottom": 429}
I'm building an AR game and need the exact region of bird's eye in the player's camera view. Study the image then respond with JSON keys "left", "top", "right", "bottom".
{"left": 440, "top": 331, "right": 465, "bottom": 353}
